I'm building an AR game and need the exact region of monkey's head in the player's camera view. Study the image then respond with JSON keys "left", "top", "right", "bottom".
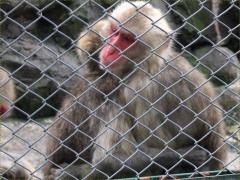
{"left": 99, "top": 1, "right": 172, "bottom": 77}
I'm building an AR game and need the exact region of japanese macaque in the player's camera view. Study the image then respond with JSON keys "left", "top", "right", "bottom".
{"left": 43, "top": 1, "right": 226, "bottom": 179}
{"left": 0, "top": 68, "right": 15, "bottom": 117}
{"left": 0, "top": 68, "right": 34, "bottom": 179}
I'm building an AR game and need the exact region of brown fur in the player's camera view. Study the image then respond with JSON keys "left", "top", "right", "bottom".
{"left": 0, "top": 68, "right": 16, "bottom": 116}
{"left": 43, "top": 20, "right": 121, "bottom": 178}
{"left": 44, "top": 1, "right": 226, "bottom": 179}
{"left": 76, "top": 20, "right": 108, "bottom": 73}
{"left": 0, "top": 69, "right": 36, "bottom": 179}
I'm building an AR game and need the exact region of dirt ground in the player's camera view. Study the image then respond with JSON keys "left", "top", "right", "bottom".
{"left": 0, "top": 119, "right": 240, "bottom": 179}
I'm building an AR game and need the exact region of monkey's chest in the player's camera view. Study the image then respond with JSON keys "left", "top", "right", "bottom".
{"left": 123, "top": 75, "right": 200, "bottom": 149}
{"left": 131, "top": 107, "right": 178, "bottom": 148}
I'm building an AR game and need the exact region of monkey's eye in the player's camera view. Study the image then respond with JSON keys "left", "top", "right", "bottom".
{"left": 122, "top": 34, "right": 135, "bottom": 42}
{"left": 110, "top": 26, "right": 119, "bottom": 36}
{"left": 111, "top": 24, "right": 118, "bottom": 32}
{"left": 122, "top": 34, "right": 130, "bottom": 40}
{"left": 112, "top": 27, "right": 117, "bottom": 32}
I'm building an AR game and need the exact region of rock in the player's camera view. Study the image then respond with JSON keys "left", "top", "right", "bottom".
{"left": 0, "top": 35, "right": 81, "bottom": 119}
{"left": 225, "top": 134, "right": 240, "bottom": 171}
{"left": 0, "top": 0, "right": 53, "bottom": 9}
{"left": 0, "top": 119, "right": 52, "bottom": 179}
{"left": 193, "top": 46, "right": 239, "bottom": 85}
{"left": 0, "top": 0, "right": 85, "bottom": 48}
{"left": 218, "top": 81, "right": 240, "bottom": 125}
{"left": 0, "top": 0, "right": 52, "bottom": 38}
{"left": 167, "top": 0, "right": 239, "bottom": 58}
{"left": 0, "top": 152, "right": 36, "bottom": 180}
{"left": 72, "top": 0, "right": 106, "bottom": 23}
{"left": 168, "top": 0, "right": 217, "bottom": 47}
{"left": 217, "top": 1, "right": 240, "bottom": 55}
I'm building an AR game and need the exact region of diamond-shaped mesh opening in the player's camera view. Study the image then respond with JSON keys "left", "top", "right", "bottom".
{"left": 42, "top": 2, "right": 70, "bottom": 25}
{"left": 7, "top": 2, "right": 38, "bottom": 25}
{"left": 0, "top": 0, "right": 239, "bottom": 179}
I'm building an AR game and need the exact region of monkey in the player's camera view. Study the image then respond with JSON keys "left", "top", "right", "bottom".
{"left": 0, "top": 68, "right": 15, "bottom": 117}
{"left": 43, "top": 19, "right": 122, "bottom": 179}
{"left": 43, "top": 1, "right": 226, "bottom": 179}
{"left": 0, "top": 68, "right": 34, "bottom": 179}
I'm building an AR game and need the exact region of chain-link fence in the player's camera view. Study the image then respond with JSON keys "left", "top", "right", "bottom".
{"left": 0, "top": 0, "right": 239, "bottom": 179}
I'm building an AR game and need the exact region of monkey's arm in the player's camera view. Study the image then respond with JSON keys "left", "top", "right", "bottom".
{"left": 43, "top": 92, "right": 93, "bottom": 176}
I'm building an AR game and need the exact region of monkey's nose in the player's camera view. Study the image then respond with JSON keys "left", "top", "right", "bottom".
{"left": 105, "top": 45, "right": 118, "bottom": 56}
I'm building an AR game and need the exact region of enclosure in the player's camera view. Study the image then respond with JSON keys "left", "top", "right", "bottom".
{"left": 0, "top": 0, "right": 239, "bottom": 179}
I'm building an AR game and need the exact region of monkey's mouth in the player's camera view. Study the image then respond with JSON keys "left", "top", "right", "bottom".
{"left": 100, "top": 52, "right": 124, "bottom": 69}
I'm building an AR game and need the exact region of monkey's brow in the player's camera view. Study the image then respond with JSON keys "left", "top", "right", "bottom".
{"left": 111, "top": 22, "right": 136, "bottom": 35}
{"left": 110, "top": 26, "right": 135, "bottom": 37}
{"left": 120, "top": 28, "right": 131, "bottom": 34}
{"left": 117, "top": 27, "right": 135, "bottom": 37}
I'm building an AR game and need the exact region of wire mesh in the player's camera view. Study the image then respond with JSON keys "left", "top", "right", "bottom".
{"left": 0, "top": 0, "right": 239, "bottom": 179}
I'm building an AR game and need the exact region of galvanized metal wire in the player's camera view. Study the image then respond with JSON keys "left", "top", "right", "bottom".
{"left": 0, "top": 0, "right": 239, "bottom": 179}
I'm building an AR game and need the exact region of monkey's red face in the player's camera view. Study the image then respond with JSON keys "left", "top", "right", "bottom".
{"left": 99, "top": 24, "right": 135, "bottom": 69}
